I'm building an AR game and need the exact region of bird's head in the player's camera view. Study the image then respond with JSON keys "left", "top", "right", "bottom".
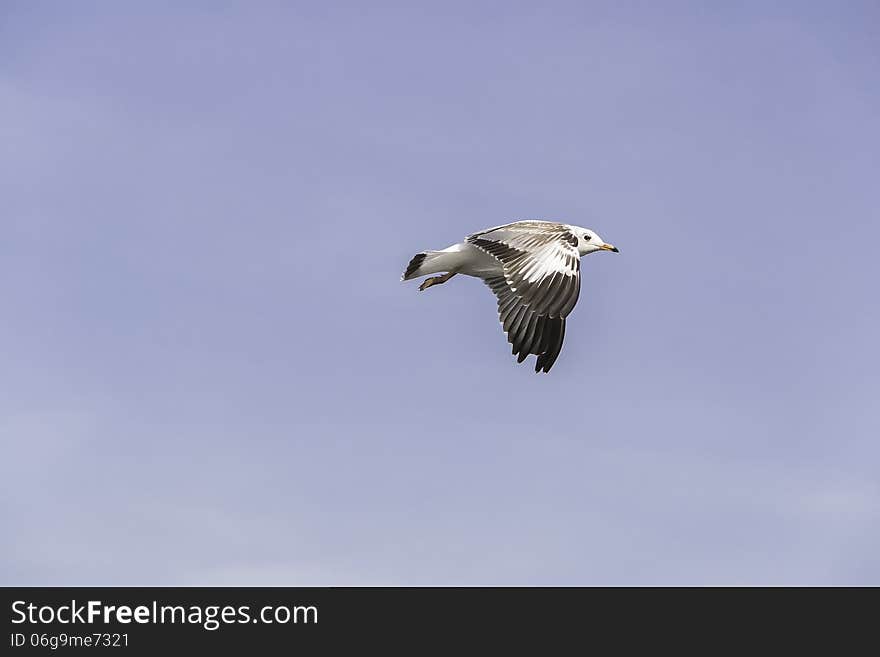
{"left": 572, "top": 227, "right": 619, "bottom": 257}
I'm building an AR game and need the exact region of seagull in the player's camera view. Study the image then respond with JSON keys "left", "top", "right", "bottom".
{"left": 401, "top": 220, "right": 619, "bottom": 373}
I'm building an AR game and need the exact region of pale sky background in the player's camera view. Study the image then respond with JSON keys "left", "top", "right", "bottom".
{"left": 2, "top": 2, "right": 879, "bottom": 585}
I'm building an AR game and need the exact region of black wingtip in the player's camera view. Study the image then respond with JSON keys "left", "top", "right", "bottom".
{"left": 532, "top": 317, "right": 565, "bottom": 373}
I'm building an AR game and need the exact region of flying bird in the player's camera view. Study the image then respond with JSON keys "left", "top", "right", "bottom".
{"left": 401, "top": 220, "right": 619, "bottom": 373}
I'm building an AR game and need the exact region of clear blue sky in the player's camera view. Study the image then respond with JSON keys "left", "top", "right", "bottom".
{"left": 2, "top": 1, "right": 879, "bottom": 584}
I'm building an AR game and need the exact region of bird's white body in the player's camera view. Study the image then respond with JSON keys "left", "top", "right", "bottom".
{"left": 411, "top": 242, "right": 504, "bottom": 279}
{"left": 401, "top": 220, "right": 618, "bottom": 372}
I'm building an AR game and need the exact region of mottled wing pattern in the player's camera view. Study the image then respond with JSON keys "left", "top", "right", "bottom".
{"left": 467, "top": 222, "right": 581, "bottom": 373}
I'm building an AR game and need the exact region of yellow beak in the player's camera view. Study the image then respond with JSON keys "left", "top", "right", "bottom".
{"left": 600, "top": 243, "right": 620, "bottom": 253}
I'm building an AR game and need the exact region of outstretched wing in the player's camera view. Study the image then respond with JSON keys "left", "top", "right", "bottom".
{"left": 467, "top": 222, "right": 581, "bottom": 373}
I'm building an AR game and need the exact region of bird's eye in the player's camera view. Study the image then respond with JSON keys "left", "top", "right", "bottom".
{"left": 583, "top": 235, "right": 591, "bottom": 241}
